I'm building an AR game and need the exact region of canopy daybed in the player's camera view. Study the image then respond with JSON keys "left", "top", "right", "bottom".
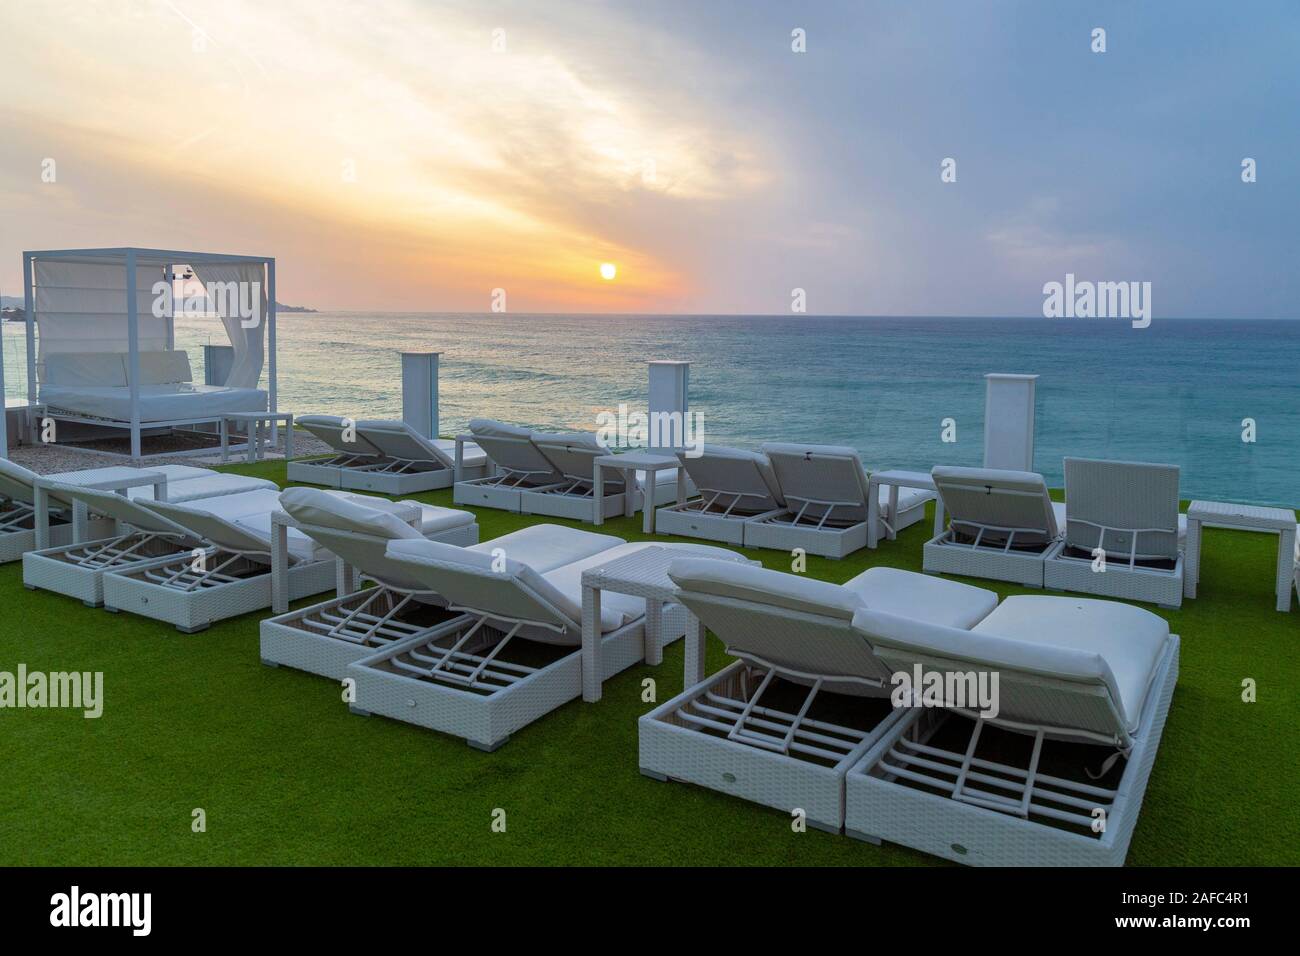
{"left": 0, "top": 247, "right": 278, "bottom": 459}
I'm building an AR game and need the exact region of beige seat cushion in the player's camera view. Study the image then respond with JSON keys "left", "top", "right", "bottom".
{"left": 466, "top": 524, "right": 624, "bottom": 574}
{"left": 842, "top": 566, "right": 997, "bottom": 629}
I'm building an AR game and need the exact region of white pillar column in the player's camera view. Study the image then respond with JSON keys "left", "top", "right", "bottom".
{"left": 983, "top": 373, "right": 1038, "bottom": 472}
{"left": 401, "top": 351, "right": 440, "bottom": 438}
{"left": 648, "top": 360, "right": 689, "bottom": 453}
{"left": 126, "top": 250, "right": 142, "bottom": 459}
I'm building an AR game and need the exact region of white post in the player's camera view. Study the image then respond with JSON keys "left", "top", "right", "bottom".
{"left": 983, "top": 373, "right": 1038, "bottom": 472}
{"left": 401, "top": 352, "right": 440, "bottom": 438}
{"left": 648, "top": 360, "right": 689, "bottom": 453}
{"left": 267, "top": 259, "right": 278, "bottom": 444}
{"left": 23, "top": 252, "right": 36, "bottom": 445}
{"left": 126, "top": 250, "right": 142, "bottom": 459}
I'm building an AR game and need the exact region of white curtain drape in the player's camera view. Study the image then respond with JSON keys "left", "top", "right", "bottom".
{"left": 190, "top": 262, "right": 267, "bottom": 389}
{"left": 32, "top": 260, "right": 167, "bottom": 374}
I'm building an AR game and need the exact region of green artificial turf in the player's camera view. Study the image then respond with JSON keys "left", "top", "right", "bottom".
{"left": 2, "top": 459, "right": 1297, "bottom": 866}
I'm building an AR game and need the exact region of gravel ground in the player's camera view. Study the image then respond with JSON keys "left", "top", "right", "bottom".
{"left": 6, "top": 431, "right": 331, "bottom": 474}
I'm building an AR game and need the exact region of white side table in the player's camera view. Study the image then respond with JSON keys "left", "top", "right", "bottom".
{"left": 34, "top": 467, "right": 168, "bottom": 549}
{"left": 221, "top": 411, "right": 294, "bottom": 463}
{"left": 580, "top": 546, "right": 759, "bottom": 702}
{"left": 865, "top": 469, "right": 944, "bottom": 549}
{"left": 1185, "top": 500, "right": 1296, "bottom": 612}
{"left": 269, "top": 499, "right": 422, "bottom": 614}
{"left": 592, "top": 452, "right": 685, "bottom": 533}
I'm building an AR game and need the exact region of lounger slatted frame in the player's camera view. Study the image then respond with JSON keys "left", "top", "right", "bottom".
{"left": 287, "top": 416, "right": 391, "bottom": 488}
{"left": 2, "top": 504, "right": 113, "bottom": 564}
{"left": 338, "top": 421, "right": 488, "bottom": 495}
{"left": 639, "top": 583, "right": 912, "bottom": 831}
{"left": 655, "top": 447, "right": 786, "bottom": 545}
{"left": 348, "top": 546, "right": 687, "bottom": 751}
{"left": 1043, "top": 459, "right": 1184, "bottom": 608}
{"left": 260, "top": 517, "right": 480, "bottom": 679}
{"left": 844, "top": 634, "right": 1179, "bottom": 866}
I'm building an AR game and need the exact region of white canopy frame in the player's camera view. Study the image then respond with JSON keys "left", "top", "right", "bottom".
{"left": 1, "top": 247, "right": 277, "bottom": 459}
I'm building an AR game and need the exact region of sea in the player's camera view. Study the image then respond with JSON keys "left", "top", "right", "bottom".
{"left": 5, "top": 314, "right": 1298, "bottom": 506}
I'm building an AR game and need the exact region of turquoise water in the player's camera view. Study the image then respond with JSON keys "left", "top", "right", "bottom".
{"left": 6, "top": 315, "right": 1299, "bottom": 505}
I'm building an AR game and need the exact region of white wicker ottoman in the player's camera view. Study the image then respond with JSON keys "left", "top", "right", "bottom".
{"left": 843, "top": 635, "right": 1180, "bottom": 866}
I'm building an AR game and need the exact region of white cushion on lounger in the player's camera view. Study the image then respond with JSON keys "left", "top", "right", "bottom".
{"left": 231, "top": 513, "right": 327, "bottom": 560}
{"left": 667, "top": 558, "right": 870, "bottom": 620}
{"left": 280, "top": 487, "right": 425, "bottom": 540}
{"left": 465, "top": 524, "right": 623, "bottom": 574}
{"left": 543, "top": 542, "right": 747, "bottom": 631}
{"left": 149, "top": 465, "right": 217, "bottom": 482}
{"left": 971, "top": 596, "right": 1167, "bottom": 731}
{"left": 842, "top": 566, "right": 997, "bottom": 629}
{"left": 469, "top": 418, "right": 533, "bottom": 440}
{"left": 128, "top": 474, "right": 277, "bottom": 502}
{"left": 877, "top": 486, "right": 932, "bottom": 511}
{"left": 184, "top": 487, "right": 284, "bottom": 521}
{"left": 434, "top": 438, "right": 487, "bottom": 469}
{"left": 855, "top": 595, "right": 1168, "bottom": 733}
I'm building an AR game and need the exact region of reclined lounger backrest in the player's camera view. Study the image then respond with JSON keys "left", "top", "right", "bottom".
{"left": 1063, "top": 458, "right": 1180, "bottom": 561}
{"left": 932, "top": 465, "right": 1059, "bottom": 548}
{"left": 296, "top": 415, "right": 387, "bottom": 459}
{"left": 852, "top": 606, "right": 1135, "bottom": 743}
{"left": 760, "top": 443, "right": 873, "bottom": 525}
{"left": 468, "top": 419, "right": 563, "bottom": 484}
{"left": 139, "top": 494, "right": 281, "bottom": 558}
{"left": 355, "top": 420, "right": 453, "bottom": 468}
{"left": 667, "top": 557, "right": 891, "bottom": 685}
{"left": 280, "top": 487, "right": 433, "bottom": 594}
{"left": 47, "top": 483, "right": 199, "bottom": 539}
{"left": 531, "top": 432, "right": 618, "bottom": 487}
{"left": 385, "top": 537, "right": 583, "bottom": 639}
{"left": 677, "top": 445, "right": 784, "bottom": 514}
{"left": 0, "top": 458, "right": 39, "bottom": 506}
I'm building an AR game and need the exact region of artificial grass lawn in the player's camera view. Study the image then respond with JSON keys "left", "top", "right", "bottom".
{"left": 2, "top": 458, "right": 1297, "bottom": 866}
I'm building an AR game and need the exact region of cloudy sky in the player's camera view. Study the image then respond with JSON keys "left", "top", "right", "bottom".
{"left": 1, "top": 0, "right": 1296, "bottom": 316}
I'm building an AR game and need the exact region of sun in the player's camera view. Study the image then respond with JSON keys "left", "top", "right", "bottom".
{"left": 599, "top": 262, "right": 617, "bottom": 281}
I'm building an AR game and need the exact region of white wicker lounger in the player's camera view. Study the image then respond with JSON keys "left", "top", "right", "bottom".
{"left": 286, "top": 414, "right": 391, "bottom": 488}
{"left": 923, "top": 465, "right": 1063, "bottom": 587}
{"left": 743, "top": 443, "right": 934, "bottom": 559}
{"left": 347, "top": 525, "right": 744, "bottom": 750}
{"left": 520, "top": 431, "right": 635, "bottom": 523}
{"left": 344, "top": 419, "right": 488, "bottom": 494}
{"left": 101, "top": 488, "right": 339, "bottom": 632}
{"left": 260, "top": 487, "right": 478, "bottom": 679}
{"left": 844, "top": 595, "right": 1179, "bottom": 866}
{"left": 0, "top": 458, "right": 270, "bottom": 564}
{"left": 23, "top": 477, "right": 275, "bottom": 607}
{"left": 453, "top": 419, "right": 566, "bottom": 512}
{"left": 1043, "top": 458, "right": 1185, "bottom": 608}
{"left": 638, "top": 558, "right": 999, "bottom": 831}
{"left": 654, "top": 444, "right": 787, "bottom": 544}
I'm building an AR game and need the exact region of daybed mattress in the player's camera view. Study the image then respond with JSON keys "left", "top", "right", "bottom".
{"left": 40, "top": 384, "right": 268, "bottom": 423}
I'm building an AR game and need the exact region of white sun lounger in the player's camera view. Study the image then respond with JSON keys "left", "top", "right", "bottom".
{"left": 844, "top": 595, "right": 1179, "bottom": 866}
{"left": 923, "top": 466, "right": 1063, "bottom": 586}
{"left": 260, "top": 487, "right": 479, "bottom": 679}
{"left": 99, "top": 488, "right": 341, "bottom": 632}
{"left": 341, "top": 419, "right": 488, "bottom": 494}
{"left": 22, "top": 475, "right": 273, "bottom": 608}
{"left": 744, "top": 443, "right": 934, "bottom": 558}
{"left": 346, "top": 525, "right": 744, "bottom": 750}
{"left": 453, "top": 419, "right": 566, "bottom": 512}
{"left": 654, "top": 445, "right": 787, "bottom": 544}
{"left": 1043, "top": 458, "right": 1185, "bottom": 607}
{"left": 639, "top": 559, "right": 998, "bottom": 830}
{"left": 286, "top": 414, "right": 390, "bottom": 487}
{"left": 0, "top": 458, "right": 272, "bottom": 563}
{"left": 519, "top": 431, "right": 636, "bottom": 523}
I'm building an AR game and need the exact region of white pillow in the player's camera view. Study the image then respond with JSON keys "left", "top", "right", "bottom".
{"left": 135, "top": 351, "right": 193, "bottom": 385}
{"left": 43, "top": 352, "right": 127, "bottom": 387}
